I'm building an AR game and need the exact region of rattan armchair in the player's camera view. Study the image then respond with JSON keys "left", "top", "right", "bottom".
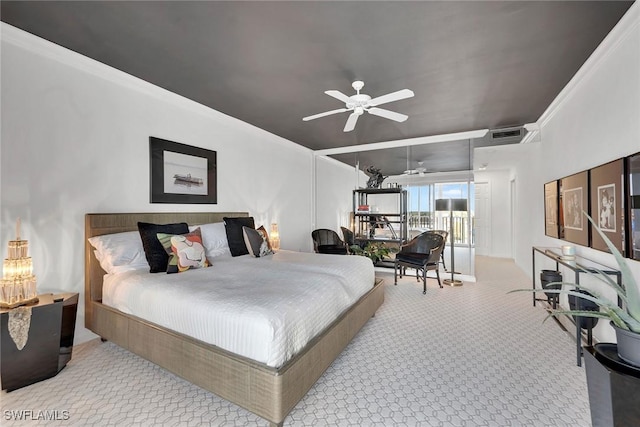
{"left": 311, "top": 229, "right": 349, "bottom": 255}
{"left": 430, "top": 229, "right": 448, "bottom": 270}
{"left": 394, "top": 231, "right": 445, "bottom": 294}
{"left": 340, "top": 226, "right": 357, "bottom": 251}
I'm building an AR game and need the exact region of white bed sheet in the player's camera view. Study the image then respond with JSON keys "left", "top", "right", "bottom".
{"left": 102, "top": 250, "right": 375, "bottom": 367}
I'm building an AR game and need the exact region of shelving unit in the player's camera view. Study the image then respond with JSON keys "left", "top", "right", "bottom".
{"left": 352, "top": 188, "right": 407, "bottom": 266}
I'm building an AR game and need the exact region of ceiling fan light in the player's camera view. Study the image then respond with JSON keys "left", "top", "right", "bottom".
{"left": 306, "top": 81, "right": 412, "bottom": 130}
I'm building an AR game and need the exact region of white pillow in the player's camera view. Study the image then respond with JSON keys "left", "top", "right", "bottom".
{"left": 88, "top": 231, "right": 149, "bottom": 274}
{"left": 190, "top": 222, "right": 232, "bottom": 259}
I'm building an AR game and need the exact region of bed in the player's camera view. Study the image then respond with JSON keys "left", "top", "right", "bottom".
{"left": 85, "top": 212, "right": 384, "bottom": 426}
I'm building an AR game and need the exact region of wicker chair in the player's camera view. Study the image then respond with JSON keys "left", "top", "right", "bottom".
{"left": 311, "top": 229, "right": 348, "bottom": 255}
{"left": 430, "top": 229, "right": 448, "bottom": 270}
{"left": 394, "top": 231, "right": 445, "bottom": 294}
{"left": 340, "top": 226, "right": 356, "bottom": 251}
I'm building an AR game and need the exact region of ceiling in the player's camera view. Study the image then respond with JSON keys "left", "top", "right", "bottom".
{"left": 1, "top": 1, "right": 633, "bottom": 176}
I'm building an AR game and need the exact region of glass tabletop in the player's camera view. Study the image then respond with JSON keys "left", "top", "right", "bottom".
{"left": 533, "top": 246, "right": 620, "bottom": 274}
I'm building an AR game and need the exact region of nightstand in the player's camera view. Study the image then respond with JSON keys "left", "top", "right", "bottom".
{"left": 1, "top": 292, "right": 78, "bottom": 391}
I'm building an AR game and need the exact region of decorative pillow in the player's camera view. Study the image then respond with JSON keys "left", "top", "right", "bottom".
{"left": 256, "top": 225, "right": 274, "bottom": 253}
{"left": 157, "top": 228, "right": 209, "bottom": 273}
{"left": 88, "top": 231, "right": 149, "bottom": 274}
{"left": 189, "top": 222, "right": 232, "bottom": 259}
{"left": 223, "top": 216, "right": 255, "bottom": 257}
{"left": 242, "top": 226, "right": 274, "bottom": 257}
{"left": 138, "top": 222, "right": 189, "bottom": 273}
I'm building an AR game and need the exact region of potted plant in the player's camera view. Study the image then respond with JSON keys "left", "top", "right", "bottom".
{"left": 511, "top": 213, "right": 640, "bottom": 367}
{"left": 350, "top": 242, "right": 395, "bottom": 265}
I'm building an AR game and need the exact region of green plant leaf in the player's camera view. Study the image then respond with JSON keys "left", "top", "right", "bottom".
{"left": 510, "top": 213, "right": 640, "bottom": 332}
{"left": 585, "top": 212, "right": 640, "bottom": 324}
{"left": 350, "top": 242, "right": 391, "bottom": 263}
{"left": 542, "top": 309, "right": 613, "bottom": 324}
{"left": 510, "top": 287, "right": 617, "bottom": 309}
{"left": 582, "top": 266, "right": 628, "bottom": 305}
{"left": 509, "top": 287, "right": 640, "bottom": 332}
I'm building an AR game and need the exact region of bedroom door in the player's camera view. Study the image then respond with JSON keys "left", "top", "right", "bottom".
{"left": 474, "top": 182, "right": 491, "bottom": 256}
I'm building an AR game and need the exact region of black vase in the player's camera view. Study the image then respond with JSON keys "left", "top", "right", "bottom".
{"left": 540, "top": 270, "right": 562, "bottom": 306}
{"left": 568, "top": 289, "right": 599, "bottom": 330}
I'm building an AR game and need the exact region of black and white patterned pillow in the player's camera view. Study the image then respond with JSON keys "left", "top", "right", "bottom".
{"left": 138, "top": 221, "right": 189, "bottom": 272}
{"left": 242, "top": 226, "right": 273, "bottom": 257}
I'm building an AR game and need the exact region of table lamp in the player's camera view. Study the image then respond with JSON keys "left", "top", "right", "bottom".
{"left": 1, "top": 218, "right": 38, "bottom": 308}
{"left": 270, "top": 223, "right": 280, "bottom": 251}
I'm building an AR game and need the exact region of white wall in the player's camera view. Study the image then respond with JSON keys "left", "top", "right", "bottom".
{"left": 508, "top": 3, "right": 640, "bottom": 343}
{"left": 473, "top": 142, "right": 543, "bottom": 260}
{"left": 473, "top": 168, "right": 512, "bottom": 258}
{"left": 0, "top": 24, "right": 347, "bottom": 343}
{"left": 314, "top": 155, "right": 360, "bottom": 233}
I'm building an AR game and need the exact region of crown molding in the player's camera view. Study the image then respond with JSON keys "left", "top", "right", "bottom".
{"left": 537, "top": 2, "right": 639, "bottom": 129}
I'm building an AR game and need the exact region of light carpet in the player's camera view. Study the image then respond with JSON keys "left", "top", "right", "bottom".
{"left": 0, "top": 256, "right": 591, "bottom": 426}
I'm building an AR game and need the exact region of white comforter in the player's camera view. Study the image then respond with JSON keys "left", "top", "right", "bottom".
{"left": 103, "top": 251, "right": 375, "bottom": 367}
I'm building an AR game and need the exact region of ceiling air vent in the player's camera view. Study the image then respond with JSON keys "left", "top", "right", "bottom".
{"left": 474, "top": 126, "right": 525, "bottom": 148}
{"left": 491, "top": 128, "right": 523, "bottom": 139}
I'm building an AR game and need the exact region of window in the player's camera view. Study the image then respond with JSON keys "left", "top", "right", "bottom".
{"left": 406, "top": 181, "right": 474, "bottom": 246}
{"left": 407, "top": 185, "right": 432, "bottom": 229}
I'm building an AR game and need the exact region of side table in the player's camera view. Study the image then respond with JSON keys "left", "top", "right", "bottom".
{"left": 1, "top": 292, "right": 78, "bottom": 391}
{"left": 584, "top": 344, "right": 640, "bottom": 426}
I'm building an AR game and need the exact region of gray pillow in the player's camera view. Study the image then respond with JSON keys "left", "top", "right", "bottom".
{"left": 242, "top": 226, "right": 273, "bottom": 257}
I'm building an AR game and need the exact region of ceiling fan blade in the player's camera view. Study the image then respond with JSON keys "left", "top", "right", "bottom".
{"left": 368, "top": 107, "right": 408, "bottom": 122}
{"left": 368, "top": 89, "right": 414, "bottom": 107}
{"left": 325, "top": 90, "right": 353, "bottom": 104}
{"left": 303, "top": 108, "right": 348, "bottom": 121}
{"left": 343, "top": 112, "right": 359, "bottom": 132}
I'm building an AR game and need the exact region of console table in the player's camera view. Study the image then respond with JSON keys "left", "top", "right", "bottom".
{"left": 1, "top": 292, "right": 78, "bottom": 391}
{"left": 531, "top": 247, "right": 622, "bottom": 366}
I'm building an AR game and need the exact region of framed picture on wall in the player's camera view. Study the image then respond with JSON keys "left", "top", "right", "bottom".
{"left": 544, "top": 180, "right": 559, "bottom": 238}
{"left": 150, "top": 137, "right": 217, "bottom": 204}
{"left": 627, "top": 152, "right": 640, "bottom": 261}
{"left": 589, "top": 159, "right": 624, "bottom": 253}
{"left": 559, "top": 171, "right": 589, "bottom": 246}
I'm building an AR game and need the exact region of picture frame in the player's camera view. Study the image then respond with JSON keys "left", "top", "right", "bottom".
{"left": 559, "top": 171, "right": 589, "bottom": 246}
{"left": 627, "top": 152, "right": 640, "bottom": 261}
{"left": 589, "top": 159, "right": 624, "bottom": 254}
{"left": 544, "top": 180, "right": 559, "bottom": 238}
{"left": 150, "top": 137, "right": 217, "bottom": 204}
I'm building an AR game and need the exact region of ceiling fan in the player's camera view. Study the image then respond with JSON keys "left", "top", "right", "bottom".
{"left": 303, "top": 81, "right": 414, "bottom": 132}
{"left": 403, "top": 161, "right": 427, "bottom": 176}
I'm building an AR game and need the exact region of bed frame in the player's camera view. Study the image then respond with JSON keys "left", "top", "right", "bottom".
{"left": 85, "top": 212, "right": 384, "bottom": 426}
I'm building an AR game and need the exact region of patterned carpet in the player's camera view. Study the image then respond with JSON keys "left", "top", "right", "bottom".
{"left": 1, "top": 256, "right": 591, "bottom": 426}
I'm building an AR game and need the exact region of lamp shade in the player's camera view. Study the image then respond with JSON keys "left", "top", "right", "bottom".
{"left": 435, "top": 198, "right": 468, "bottom": 212}
{"left": 435, "top": 199, "right": 450, "bottom": 211}
{"left": 451, "top": 198, "right": 468, "bottom": 212}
